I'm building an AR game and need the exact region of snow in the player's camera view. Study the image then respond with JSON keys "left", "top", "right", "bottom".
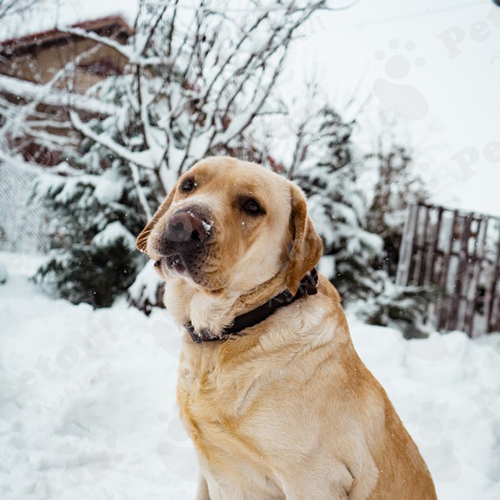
{"left": 92, "top": 222, "right": 136, "bottom": 250}
{"left": 318, "top": 254, "right": 335, "bottom": 279}
{"left": 93, "top": 170, "right": 124, "bottom": 204}
{"left": 127, "top": 259, "right": 163, "bottom": 310}
{"left": 0, "top": 75, "right": 117, "bottom": 117}
{"left": 201, "top": 220, "right": 212, "bottom": 235}
{"left": 70, "top": 112, "right": 155, "bottom": 170}
{"left": 1, "top": 252, "right": 500, "bottom": 500}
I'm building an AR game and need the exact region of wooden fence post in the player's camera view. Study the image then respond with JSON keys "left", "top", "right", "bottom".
{"left": 397, "top": 203, "right": 499, "bottom": 335}
{"left": 396, "top": 203, "right": 418, "bottom": 287}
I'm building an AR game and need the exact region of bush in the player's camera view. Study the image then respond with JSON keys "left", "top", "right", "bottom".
{"left": 352, "top": 281, "right": 438, "bottom": 339}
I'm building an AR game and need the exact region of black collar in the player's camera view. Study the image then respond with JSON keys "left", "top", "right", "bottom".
{"left": 184, "top": 269, "right": 318, "bottom": 343}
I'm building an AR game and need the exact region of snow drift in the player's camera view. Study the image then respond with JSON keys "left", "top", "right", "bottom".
{"left": 0, "top": 252, "right": 499, "bottom": 500}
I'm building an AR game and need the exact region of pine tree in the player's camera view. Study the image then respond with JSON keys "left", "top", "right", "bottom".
{"left": 366, "top": 142, "right": 428, "bottom": 277}
{"left": 291, "top": 106, "right": 383, "bottom": 302}
{"left": 33, "top": 0, "right": 329, "bottom": 310}
{"left": 352, "top": 281, "right": 437, "bottom": 339}
{"left": 33, "top": 78, "right": 156, "bottom": 307}
{"left": 355, "top": 122, "right": 432, "bottom": 338}
{"left": 285, "top": 103, "right": 433, "bottom": 338}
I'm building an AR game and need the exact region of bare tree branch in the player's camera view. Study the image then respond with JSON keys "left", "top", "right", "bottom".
{"left": 70, "top": 111, "right": 154, "bottom": 170}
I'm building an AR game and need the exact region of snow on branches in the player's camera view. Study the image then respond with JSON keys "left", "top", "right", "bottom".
{"left": 66, "top": 0, "right": 328, "bottom": 185}
{"left": 29, "top": 0, "right": 330, "bottom": 309}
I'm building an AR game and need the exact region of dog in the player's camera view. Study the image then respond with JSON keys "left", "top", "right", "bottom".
{"left": 136, "top": 156, "right": 437, "bottom": 500}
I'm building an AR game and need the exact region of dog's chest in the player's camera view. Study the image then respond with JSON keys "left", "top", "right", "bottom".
{"left": 177, "top": 347, "right": 285, "bottom": 499}
{"left": 177, "top": 349, "right": 260, "bottom": 457}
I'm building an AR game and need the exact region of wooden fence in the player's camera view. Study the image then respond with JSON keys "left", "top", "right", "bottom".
{"left": 396, "top": 202, "right": 500, "bottom": 337}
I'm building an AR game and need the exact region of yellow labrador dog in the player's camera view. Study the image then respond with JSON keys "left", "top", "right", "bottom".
{"left": 136, "top": 157, "right": 437, "bottom": 500}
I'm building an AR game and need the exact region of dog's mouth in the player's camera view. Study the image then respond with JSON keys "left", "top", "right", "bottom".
{"left": 156, "top": 254, "right": 187, "bottom": 274}
{"left": 154, "top": 249, "right": 222, "bottom": 290}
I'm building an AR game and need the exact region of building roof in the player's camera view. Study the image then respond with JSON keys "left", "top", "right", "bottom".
{"left": 0, "top": 15, "right": 132, "bottom": 56}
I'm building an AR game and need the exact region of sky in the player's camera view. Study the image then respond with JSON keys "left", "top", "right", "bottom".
{"left": 288, "top": 0, "right": 500, "bottom": 216}
{"left": 3, "top": 0, "right": 499, "bottom": 216}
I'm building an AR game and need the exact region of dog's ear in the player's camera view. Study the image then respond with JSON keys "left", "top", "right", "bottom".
{"left": 286, "top": 184, "right": 323, "bottom": 295}
{"left": 136, "top": 186, "right": 176, "bottom": 254}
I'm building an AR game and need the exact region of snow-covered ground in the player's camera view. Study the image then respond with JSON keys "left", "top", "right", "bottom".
{"left": 1, "top": 252, "right": 500, "bottom": 500}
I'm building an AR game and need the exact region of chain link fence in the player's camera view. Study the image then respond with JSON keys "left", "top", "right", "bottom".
{"left": 0, "top": 159, "right": 49, "bottom": 254}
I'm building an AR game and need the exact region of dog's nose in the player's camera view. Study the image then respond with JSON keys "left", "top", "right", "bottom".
{"left": 166, "top": 209, "right": 210, "bottom": 244}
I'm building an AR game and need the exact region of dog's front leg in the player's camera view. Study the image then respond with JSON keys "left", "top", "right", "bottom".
{"left": 195, "top": 474, "right": 211, "bottom": 500}
{"left": 278, "top": 459, "right": 355, "bottom": 500}
{"left": 284, "top": 489, "right": 349, "bottom": 500}
{"left": 281, "top": 478, "right": 350, "bottom": 500}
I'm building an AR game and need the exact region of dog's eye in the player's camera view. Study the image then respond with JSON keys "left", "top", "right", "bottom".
{"left": 180, "top": 178, "right": 196, "bottom": 193}
{"left": 241, "top": 198, "right": 264, "bottom": 215}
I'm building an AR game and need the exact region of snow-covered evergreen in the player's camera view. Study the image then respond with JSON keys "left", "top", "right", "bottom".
{"left": 289, "top": 105, "right": 383, "bottom": 301}
{"left": 32, "top": 87, "right": 154, "bottom": 307}
{"left": 34, "top": 0, "right": 329, "bottom": 309}
{"left": 28, "top": 0, "right": 432, "bottom": 330}
{"left": 366, "top": 140, "right": 428, "bottom": 277}
{"left": 275, "top": 102, "right": 433, "bottom": 335}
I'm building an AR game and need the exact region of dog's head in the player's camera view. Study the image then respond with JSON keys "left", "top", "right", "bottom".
{"left": 136, "top": 157, "right": 322, "bottom": 296}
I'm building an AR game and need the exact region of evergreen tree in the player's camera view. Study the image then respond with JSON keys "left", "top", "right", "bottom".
{"left": 33, "top": 79, "right": 156, "bottom": 307}
{"left": 284, "top": 103, "right": 433, "bottom": 337}
{"left": 352, "top": 281, "right": 437, "bottom": 339}
{"left": 357, "top": 126, "right": 431, "bottom": 338}
{"left": 291, "top": 106, "right": 383, "bottom": 302}
{"left": 33, "top": 0, "right": 329, "bottom": 310}
{"left": 366, "top": 142, "right": 428, "bottom": 277}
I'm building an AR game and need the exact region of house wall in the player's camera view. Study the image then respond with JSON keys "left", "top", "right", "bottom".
{"left": 0, "top": 37, "right": 129, "bottom": 94}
